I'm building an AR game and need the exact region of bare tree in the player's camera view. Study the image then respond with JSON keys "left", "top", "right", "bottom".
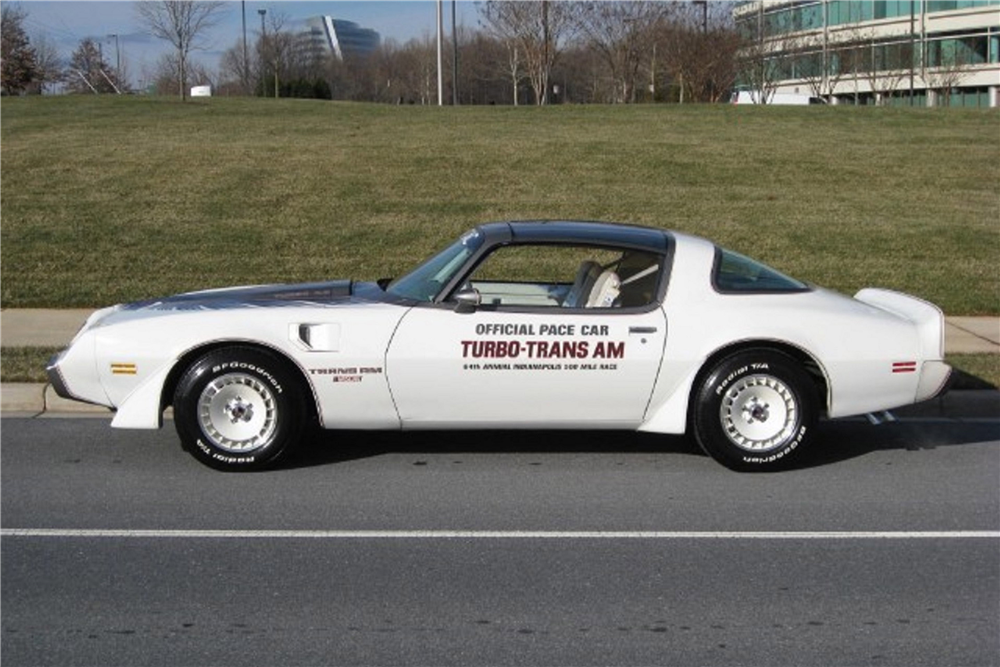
{"left": 454, "top": 29, "right": 508, "bottom": 105}
{"left": 661, "top": 4, "right": 739, "bottom": 104}
{"left": 357, "top": 34, "right": 436, "bottom": 105}
{"left": 858, "top": 33, "right": 913, "bottom": 105}
{"left": 148, "top": 51, "right": 213, "bottom": 96}
{"left": 479, "top": 0, "right": 576, "bottom": 105}
{"left": 29, "top": 30, "right": 62, "bottom": 94}
{"left": 924, "top": 40, "right": 972, "bottom": 106}
{"left": 134, "top": 0, "right": 226, "bottom": 101}
{"left": 879, "top": 43, "right": 914, "bottom": 104}
{"left": 401, "top": 34, "right": 438, "bottom": 105}
{"left": 574, "top": 1, "right": 672, "bottom": 104}
{"left": 828, "top": 25, "right": 870, "bottom": 105}
{"left": 502, "top": 38, "right": 524, "bottom": 105}
{"left": 256, "top": 10, "right": 292, "bottom": 98}
{"left": 735, "top": 2, "right": 782, "bottom": 103}
{"left": 555, "top": 42, "right": 608, "bottom": 103}
{"left": 219, "top": 37, "right": 252, "bottom": 95}
{"left": 786, "top": 32, "right": 825, "bottom": 99}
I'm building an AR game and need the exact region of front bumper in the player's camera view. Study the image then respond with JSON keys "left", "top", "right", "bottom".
{"left": 44, "top": 338, "right": 113, "bottom": 409}
{"left": 46, "top": 352, "right": 73, "bottom": 400}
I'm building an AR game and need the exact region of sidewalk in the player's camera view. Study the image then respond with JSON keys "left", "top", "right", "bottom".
{"left": 945, "top": 316, "right": 1000, "bottom": 354}
{"left": 1, "top": 309, "right": 998, "bottom": 417}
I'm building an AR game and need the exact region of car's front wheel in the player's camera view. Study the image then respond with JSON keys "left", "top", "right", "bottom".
{"left": 173, "top": 346, "right": 307, "bottom": 471}
{"left": 691, "top": 349, "right": 818, "bottom": 471}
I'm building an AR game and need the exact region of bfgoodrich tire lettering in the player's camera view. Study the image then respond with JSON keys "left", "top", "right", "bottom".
{"left": 692, "top": 349, "right": 818, "bottom": 471}
{"left": 173, "top": 347, "right": 307, "bottom": 471}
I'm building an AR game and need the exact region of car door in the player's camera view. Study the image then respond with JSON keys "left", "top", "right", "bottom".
{"left": 385, "top": 243, "right": 668, "bottom": 429}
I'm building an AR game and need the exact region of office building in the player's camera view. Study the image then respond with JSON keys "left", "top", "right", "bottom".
{"left": 300, "top": 16, "right": 380, "bottom": 61}
{"left": 733, "top": 1, "right": 1000, "bottom": 106}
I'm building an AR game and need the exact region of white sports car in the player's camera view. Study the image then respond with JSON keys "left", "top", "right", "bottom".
{"left": 48, "top": 221, "right": 951, "bottom": 471}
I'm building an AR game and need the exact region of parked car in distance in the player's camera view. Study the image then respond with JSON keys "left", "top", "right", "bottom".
{"left": 731, "top": 91, "right": 828, "bottom": 105}
{"left": 48, "top": 221, "right": 950, "bottom": 471}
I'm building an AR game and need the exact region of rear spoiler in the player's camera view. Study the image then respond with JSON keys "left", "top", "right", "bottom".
{"left": 854, "top": 288, "right": 946, "bottom": 359}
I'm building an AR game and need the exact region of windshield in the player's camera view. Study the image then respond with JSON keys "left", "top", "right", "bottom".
{"left": 386, "top": 229, "right": 485, "bottom": 302}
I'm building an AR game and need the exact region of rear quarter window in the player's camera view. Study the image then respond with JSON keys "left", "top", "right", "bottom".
{"left": 712, "top": 248, "right": 810, "bottom": 293}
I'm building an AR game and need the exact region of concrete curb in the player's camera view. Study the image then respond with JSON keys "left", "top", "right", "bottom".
{"left": 1, "top": 383, "right": 112, "bottom": 416}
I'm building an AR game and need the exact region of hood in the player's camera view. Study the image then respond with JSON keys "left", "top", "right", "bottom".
{"left": 120, "top": 280, "right": 355, "bottom": 312}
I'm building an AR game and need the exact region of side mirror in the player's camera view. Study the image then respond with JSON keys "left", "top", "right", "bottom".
{"left": 453, "top": 288, "right": 481, "bottom": 313}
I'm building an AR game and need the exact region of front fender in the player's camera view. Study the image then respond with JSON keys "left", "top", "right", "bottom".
{"left": 110, "top": 363, "right": 173, "bottom": 429}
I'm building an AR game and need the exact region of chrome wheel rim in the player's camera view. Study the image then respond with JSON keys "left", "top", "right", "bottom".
{"left": 198, "top": 373, "right": 278, "bottom": 453}
{"left": 719, "top": 375, "right": 798, "bottom": 452}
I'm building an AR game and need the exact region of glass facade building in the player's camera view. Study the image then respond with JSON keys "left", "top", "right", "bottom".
{"left": 733, "top": 0, "right": 1000, "bottom": 106}
{"left": 301, "top": 16, "right": 380, "bottom": 61}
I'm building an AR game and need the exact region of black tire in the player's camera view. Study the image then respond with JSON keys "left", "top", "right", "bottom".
{"left": 173, "top": 346, "right": 308, "bottom": 471}
{"left": 691, "top": 349, "right": 818, "bottom": 471}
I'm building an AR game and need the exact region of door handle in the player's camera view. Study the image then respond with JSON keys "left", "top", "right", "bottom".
{"left": 629, "top": 326, "right": 658, "bottom": 334}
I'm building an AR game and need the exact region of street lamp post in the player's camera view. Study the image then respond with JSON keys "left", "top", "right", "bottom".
{"left": 242, "top": 1, "right": 249, "bottom": 94}
{"left": 436, "top": 0, "right": 443, "bottom": 106}
{"left": 909, "top": 0, "right": 916, "bottom": 105}
{"left": 258, "top": 9, "right": 267, "bottom": 98}
{"left": 107, "top": 33, "right": 120, "bottom": 83}
{"left": 692, "top": 0, "right": 707, "bottom": 33}
{"left": 452, "top": 0, "right": 458, "bottom": 105}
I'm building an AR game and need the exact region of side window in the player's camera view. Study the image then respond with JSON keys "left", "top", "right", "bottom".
{"left": 463, "top": 244, "right": 661, "bottom": 309}
{"left": 713, "top": 248, "right": 809, "bottom": 293}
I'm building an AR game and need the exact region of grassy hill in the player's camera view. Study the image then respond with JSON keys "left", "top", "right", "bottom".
{"left": 1, "top": 95, "right": 997, "bottom": 314}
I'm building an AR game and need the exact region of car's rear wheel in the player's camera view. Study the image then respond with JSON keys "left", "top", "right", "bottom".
{"left": 691, "top": 349, "right": 818, "bottom": 471}
{"left": 173, "top": 346, "right": 307, "bottom": 471}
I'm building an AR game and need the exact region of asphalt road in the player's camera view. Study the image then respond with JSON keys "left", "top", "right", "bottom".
{"left": 2, "top": 416, "right": 998, "bottom": 667}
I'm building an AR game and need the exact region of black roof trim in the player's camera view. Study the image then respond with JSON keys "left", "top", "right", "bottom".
{"left": 477, "top": 220, "right": 671, "bottom": 254}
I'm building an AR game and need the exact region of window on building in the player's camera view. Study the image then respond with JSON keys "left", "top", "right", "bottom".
{"left": 886, "top": 1, "right": 909, "bottom": 18}
{"left": 928, "top": 1, "right": 959, "bottom": 12}
{"left": 966, "top": 35, "right": 990, "bottom": 64}
{"left": 927, "top": 32, "right": 991, "bottom": 66}
{"left": 801, "top": 3, "right": 823, "bottom": 30}
{"left": 795, "top": 51, "right": 824, "bottom": 78}
{"left": 829, "top": 1, "right": 843, "bottom": 24}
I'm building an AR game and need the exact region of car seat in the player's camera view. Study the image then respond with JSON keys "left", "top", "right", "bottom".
{"left": 564, "top": 260, "right": 602, "bottom": 308}
{"left": 586, "top": 270, "right": 621, "bottom": 308}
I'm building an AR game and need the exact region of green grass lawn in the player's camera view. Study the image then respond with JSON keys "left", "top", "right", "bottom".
{"left": 1, "top": 96, "right": 998, "bottom": 313}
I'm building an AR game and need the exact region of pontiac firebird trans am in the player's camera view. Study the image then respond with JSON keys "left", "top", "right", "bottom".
{"left": 48, "top": 221, "right": 951, "bottom": 471}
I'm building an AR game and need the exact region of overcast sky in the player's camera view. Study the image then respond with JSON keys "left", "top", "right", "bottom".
{"left": 18, "top": 0, "right": 480, "bottom": 88}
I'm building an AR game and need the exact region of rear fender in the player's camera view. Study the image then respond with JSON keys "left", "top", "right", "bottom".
{"left": 639, "top": 340, "right": 830, "bottom": 436}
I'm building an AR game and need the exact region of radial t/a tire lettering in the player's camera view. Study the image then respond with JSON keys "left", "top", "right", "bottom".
{"left": 692, "top": 349, "right": 818, "bottom": 471}
{"left": 173, "top": 346, "right": 308, "bottom": 471}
